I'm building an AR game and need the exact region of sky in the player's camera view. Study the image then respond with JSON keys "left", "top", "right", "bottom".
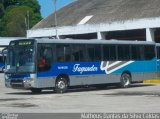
{"left": 38, "top": 0, "right": 75, "bottom": 18}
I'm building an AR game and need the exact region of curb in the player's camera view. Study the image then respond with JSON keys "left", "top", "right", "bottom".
{"left": 143, "top": 80, "right": 160, "bottom": 84}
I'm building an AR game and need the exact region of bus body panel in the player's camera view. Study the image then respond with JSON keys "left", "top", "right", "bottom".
{"left": 5, "top": 60, "right": 158, "bottom": 89}
{"left": 34, "top": 59, "right": 157, "bottom": 88}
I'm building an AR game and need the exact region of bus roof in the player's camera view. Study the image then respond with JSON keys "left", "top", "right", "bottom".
{"left": 35, "top": 38, "right": 155, "bottom": 45}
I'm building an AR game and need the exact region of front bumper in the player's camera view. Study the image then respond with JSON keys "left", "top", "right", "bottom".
{"left": 5, "top": 79, "right": 33, "bottom": 89}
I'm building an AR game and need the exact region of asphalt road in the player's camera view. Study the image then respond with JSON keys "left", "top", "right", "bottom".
{"left": 0, "top": 73, "right": 160, "bottom": 114}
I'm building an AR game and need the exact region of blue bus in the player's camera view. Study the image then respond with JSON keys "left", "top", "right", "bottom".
{"left": 0, "top": 45, "right": 8, "bottom": 72}
{"left": 0, "top": 48, "right": 5, "bottom": 72}
{"left": 4, "top": 38, "right": 159, "bottom": 93}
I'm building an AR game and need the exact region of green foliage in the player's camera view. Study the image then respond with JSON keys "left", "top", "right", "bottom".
{"left": 1, "top": 6, "right": 33, "bottom": 36}
{"left": 18, "top": 0, "right": 41, "bottom": 13}
{"left": 0, "top": 0, "right": 42, "bottom": 37}
{"left": 0, "top": 3, "right": 5, "bottom": 17}
{"left": 1, "top": 0, "right": 18, "bottom": 9}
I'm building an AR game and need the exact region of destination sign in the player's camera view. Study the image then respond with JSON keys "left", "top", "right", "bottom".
{"left": 10, "top": 40, "right": 34, "bottom": 46}
{"left": 18, "top": 41, "right": 32, "bottom": 45}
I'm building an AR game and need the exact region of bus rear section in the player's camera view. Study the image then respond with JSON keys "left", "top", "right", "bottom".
{"left": 4, "top": 39, "right": 158, "bottom": 93}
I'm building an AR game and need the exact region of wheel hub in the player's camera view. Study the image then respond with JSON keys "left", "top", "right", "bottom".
{"left": 123, "top": 76, "right": 130, "bottom": 86}
{"left": 57, "top": 81, "right": 66, "bottom": 89}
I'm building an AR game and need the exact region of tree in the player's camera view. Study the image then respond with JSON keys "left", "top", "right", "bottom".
{"left": 1, "top": 0, "right": 17, "bottom": 9}
{"left": 1, "top": 6, "right": 34, "bottom": 36}
{"left": 0, "top": 3, "right": 5, "bottom": 17}
{"left": 18, "top": 0, "right": 41, "bottom": 13}
{"left": 0, "top": 0, "right": 42, "bottom": 37}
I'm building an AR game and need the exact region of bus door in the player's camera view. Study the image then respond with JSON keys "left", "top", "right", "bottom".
{"left": 156, "top": 46, "right": 160, "bottom": 77}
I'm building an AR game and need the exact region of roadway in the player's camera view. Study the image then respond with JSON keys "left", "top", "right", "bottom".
{"left": 0, "top": 73, "right": 160, "bottom": 113}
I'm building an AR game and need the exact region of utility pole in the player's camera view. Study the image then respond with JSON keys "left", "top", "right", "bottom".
{"left": 25, "top": 11, "right": 30, "bottom": 30}
{"left": 54, "top": 0, "right": 59, "bottom": 39}
{"left": 27, "top": 11, "right": 30, "bottom": 30}
{"left": 25, "top": 11, "right": 30, "bottom": 37}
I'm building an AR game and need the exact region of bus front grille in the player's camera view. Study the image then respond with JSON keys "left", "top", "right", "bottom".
{"left": 10, "top": 80, "right": 24, "bottom": 88}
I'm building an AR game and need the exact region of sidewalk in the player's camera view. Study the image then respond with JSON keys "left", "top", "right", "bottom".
{"left": 143, "top": 79, "right": 160, "bottom": 84}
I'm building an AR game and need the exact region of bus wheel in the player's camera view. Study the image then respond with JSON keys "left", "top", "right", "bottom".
{"left": 55, "top": 77, "right": 68, "bottom": 93}
{"left": 30, "top": 88, "right": 42, "bottom": 94}
{"left": 120, "top": 73, "right": 131, "bottom": 88}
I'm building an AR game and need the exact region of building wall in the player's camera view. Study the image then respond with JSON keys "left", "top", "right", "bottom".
{"left": 27, "top": 17, "right": 160, "bottom": 43}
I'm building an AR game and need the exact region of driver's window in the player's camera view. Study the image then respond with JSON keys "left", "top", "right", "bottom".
{"left": 38, "top": 46, "right": 53, "bottom": 72}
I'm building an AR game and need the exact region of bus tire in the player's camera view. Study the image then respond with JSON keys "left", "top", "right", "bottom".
{"left": 30, "top": 88, "right": 42, "bottom": 94}
{"left": 55, "top": 77, "right": 68, "bottom": 93}
{"left": 120, "top": 73, "right": 131, "bottom": 88}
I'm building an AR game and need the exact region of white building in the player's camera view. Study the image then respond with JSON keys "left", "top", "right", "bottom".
{"left": 0, "top": 37, "right": 24, "bottom": 46}
{"left": 27, "top": 0, "right": 160, "bottom": 42}
{"left": 0, "top": 37, "right": 24, "bottom": 54}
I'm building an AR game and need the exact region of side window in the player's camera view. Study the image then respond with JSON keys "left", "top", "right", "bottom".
{"left": 0, "top": 56, "right": 3, "bottom": 63}
{"left": 79, "top": 45, "right": 86, "bottom": 61}
{"left": 102, "top": 45, "right": 116, "bottom": 61}
{"left": 109, "top": 45, "right": 117, "bottom": 61}
{"left": 157, "top": 47, "right": 160, "bottom": 59}
{"left": 64, "top": 45, "right": 71, "bottom": 61}
{"left": 131, "top": 45, "right": 144, "bottom": 60}
{"left": 117, "top": 45, "right": 130, "bottom": 61}
{"left": 38, "top": 46, "right": 53, "bottom": 71}
{"left": 87, "top": 45, "right": 102, "bottom": 61}
{"left": 72, "top": 45, "right": 86, "bottom": 62}
{"left": 144, "top": 45, "right": 155, "bottom": 60}
{"left": 103, "top": 45, "right": 109, "bottom": 61}
{"left": 87, "top": 45, "right": 95, "bottom": 61}
{"left": 94, "top": 45, "right": 101, "bottom": 61}
{"left": 56, "top": 44, "right": 71, "bottom": 62}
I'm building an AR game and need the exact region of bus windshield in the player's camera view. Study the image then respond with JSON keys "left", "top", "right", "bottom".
{"left": 6, "top": 46, "right": 35, "bottom": 73}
